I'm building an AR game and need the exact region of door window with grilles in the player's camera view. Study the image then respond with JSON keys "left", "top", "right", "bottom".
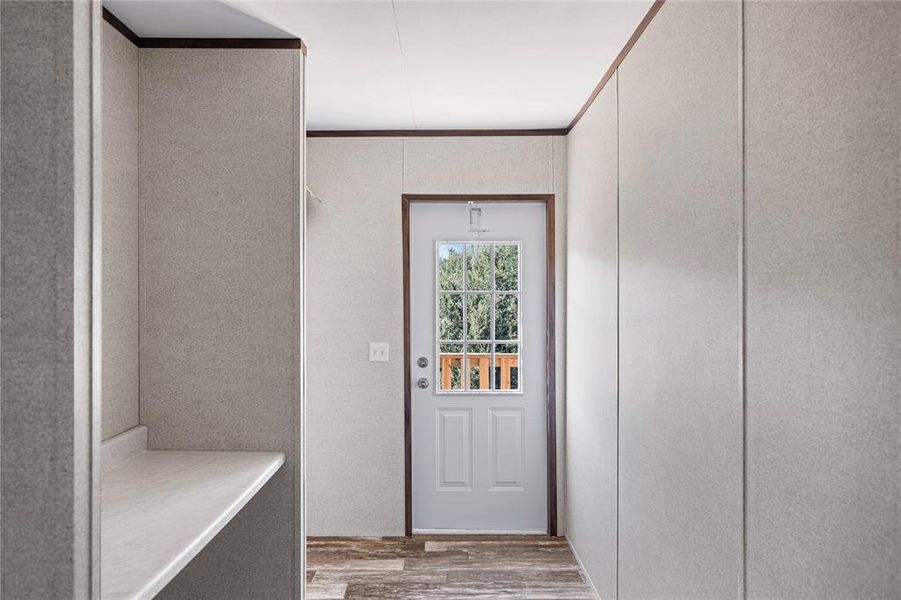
{"left": 436, "top": 242, "right": 521, "bottom": 393}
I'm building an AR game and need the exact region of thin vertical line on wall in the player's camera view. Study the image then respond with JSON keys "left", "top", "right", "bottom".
{"left": 136, "top": 46, "right": 142, "bottom": 428}
{"left": 614, "top": 68, "right": 621, "bottom": 600}
{"left": 739, "top": 0, "right": 748, "bottom": 597}
{"left": 292, "top": 50, "right": 299, "bottom": 598}
{"left": 302, "top": 49, "right": 309, "bottom": 599}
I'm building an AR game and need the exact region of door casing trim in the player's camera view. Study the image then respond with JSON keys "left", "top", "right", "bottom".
{"left": 401, "top": 193, "right": 557, "bottom": 537}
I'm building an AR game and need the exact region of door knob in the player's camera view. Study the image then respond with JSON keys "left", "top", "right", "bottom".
{"left": 417, "top": 377, "right": 429, "bottom": 389}
{"left": 417, "top": 356, "right": 429, "bottom": 368}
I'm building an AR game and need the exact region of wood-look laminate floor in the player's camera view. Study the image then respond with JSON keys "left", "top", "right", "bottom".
{"left": 306, "top": 536, "right": 597, "bottom": 600}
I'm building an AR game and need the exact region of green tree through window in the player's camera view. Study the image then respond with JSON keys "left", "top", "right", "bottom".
{"left": 437, "top": 242, "right": 520, "bottom": 392}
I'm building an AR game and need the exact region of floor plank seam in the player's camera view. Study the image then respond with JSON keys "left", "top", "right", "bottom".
{"left": 307, "top": 536, "right": 597, "bottom": 599}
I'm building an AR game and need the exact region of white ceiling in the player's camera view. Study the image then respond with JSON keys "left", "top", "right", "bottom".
{"left": 105, "top": 0, "right": 653, "bottom": 131}
{"left": 105, "top": 0, "right": 292, "bottom": 38}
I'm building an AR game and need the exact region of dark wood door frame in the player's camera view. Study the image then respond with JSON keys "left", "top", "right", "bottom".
{"left": 401, "top": 193, "right": 557, "bottom": 537}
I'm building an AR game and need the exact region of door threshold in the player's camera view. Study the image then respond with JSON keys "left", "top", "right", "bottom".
{"left": 412, "top": 529, "right": 548, "bottom": 535}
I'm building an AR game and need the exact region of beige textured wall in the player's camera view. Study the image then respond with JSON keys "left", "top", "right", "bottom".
{"left": 565, "top": 74, "right": 618, "bottom": 600}
{"left": 306, "top": 136, "right": 566, "bottom": 536}
{"left": 617, "top": 2, "right": 743, "bottom": 597}
{"left": 101, "top": 20, "right": 139, "bottom": 441}
{"left": 565, "top": 1, "right": 899, "bottom": 598}
{"left": 306, "top": 138, "right": 405, "bottom": 536}
{"left": 744, "top": 2, "right": 900, "bottom": 597}
{"left": 138, "top": 48, "right": 302, "bottom": 599}
{"left": 567, "top": 3, "right": 743, "bottom": 598}
{"left": 1, "top": 2, "right": 98, "bottom": 596}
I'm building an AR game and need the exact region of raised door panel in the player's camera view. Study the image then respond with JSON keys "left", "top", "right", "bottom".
{"left": 490, "top": 408, "right": 524, "bottom": 490}
{"left": 437, "top": 408, "right": 472, "bottom": 490}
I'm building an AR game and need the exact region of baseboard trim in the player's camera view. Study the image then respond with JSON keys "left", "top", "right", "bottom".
{"left": 306, "top": 533, "right": 403, "bottom": 538}
{"left": 566, "top": 536, "right": 603, "bottom": 600}
{"left": 412, "top": 529, "right": 548, "bottom": 535}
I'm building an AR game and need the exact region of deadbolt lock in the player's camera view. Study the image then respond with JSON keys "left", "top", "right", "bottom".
{"left": 417, "top": 356, "right": 429, "bottom": 368}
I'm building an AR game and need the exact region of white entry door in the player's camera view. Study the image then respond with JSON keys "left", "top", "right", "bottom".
{"left": 409, "top": 200, "right": 548, "bottom": 533}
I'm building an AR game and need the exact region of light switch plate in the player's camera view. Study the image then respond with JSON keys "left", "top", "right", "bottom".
{"left": 369, "top": 342, "right": 389, "bottom": 362}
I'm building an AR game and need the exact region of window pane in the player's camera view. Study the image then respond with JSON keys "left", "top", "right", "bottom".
{"left": 495, "top": 294, "right": 518, "bottom": 340}
{"left": 439, "top": 294, "right": 463, "bottom": 340}
{"left": 438, "top": 344, "right": 463, "bottom": 391}
{"left": 465, "top": 347, "right": 491, "bottom": 391}
{"left": 493, "top": 343, "right": 520, "bottom": 391}
{"left": 495, "top": 244, "right": 519, "bottom": 291}
{"left": 466, "top": 294, "right": 490, "bottom": 340}
{"left": 434, "top": 242, "right": 522, "bottom": 394}
{"left": 466, "top": 244, "right": 491, "bottom": 291}
{"left": 437, "top": 244, "right": 464, "bottom": 291}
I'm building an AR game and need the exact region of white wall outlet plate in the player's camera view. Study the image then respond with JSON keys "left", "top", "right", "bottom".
{"left": 369, "top": 342, "right": 389, "bottom": 362}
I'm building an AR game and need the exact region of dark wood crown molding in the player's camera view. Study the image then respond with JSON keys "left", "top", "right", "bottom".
{"left": 102, "top": 7, "right": 141, "bottom": 45}
{"left": 138, "top": 38, "right": 303, "bottom": 50}
{"left": 102, "top": 6, "right": 307, "bottom": 54}
{"left": 307, "top": 129, "right": 567, "bottom": 138}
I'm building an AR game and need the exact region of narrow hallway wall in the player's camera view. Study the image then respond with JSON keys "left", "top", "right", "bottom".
{"left": 101, "top": 18, "right": 140, "bottom": 440}
{"left": 565, "top": 1, "right": 900, "bottom": 598}
{"left": 0, "top": 2, "right": 98, "bottom": 596}
{"left": 617, "top": 2, "right": 743, "bottom": 597}
{"left": 565, "top": 74, "right": 619, "bottom": 600}
{"left": 744, "top": 2, "right": 900, "bottom": 597}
